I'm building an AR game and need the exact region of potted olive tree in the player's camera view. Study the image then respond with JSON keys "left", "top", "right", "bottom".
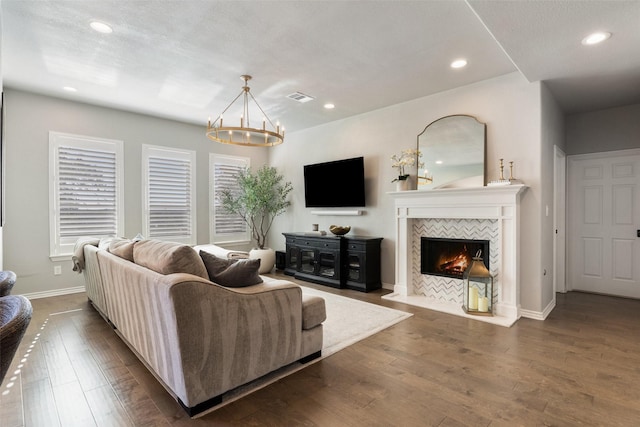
{"left": 219, "top": 165, "right": 293, "bottom": 273}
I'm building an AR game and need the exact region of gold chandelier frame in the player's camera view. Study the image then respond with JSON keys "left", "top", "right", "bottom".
{"left": 206, "top": 75, "right": 284, "bottom": 147}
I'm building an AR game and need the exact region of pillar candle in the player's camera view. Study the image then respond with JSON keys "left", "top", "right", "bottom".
{"left": 478, "top": 296, "right": 489, "bottom": 312}
{"left": 468, "top": 287, "right": 478, "bottom": 310}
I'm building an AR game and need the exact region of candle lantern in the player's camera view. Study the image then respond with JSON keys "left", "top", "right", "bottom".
{"left": 462, "top": 250, "right": 493, "bottom": 316}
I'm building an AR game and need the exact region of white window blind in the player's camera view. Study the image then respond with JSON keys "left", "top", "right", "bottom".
{"left": 49, "top": 132, "right": 124, "bottom": 259}
{"left": 142, "top": 145, "right": 196, "bottom": 244}
{"left": 210, "top": 154, "right": 250, "bottom": 244}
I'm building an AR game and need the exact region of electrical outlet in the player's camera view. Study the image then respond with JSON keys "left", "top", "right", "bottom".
{"left": 54, "top": 265, "right": 62, "bottom": 276}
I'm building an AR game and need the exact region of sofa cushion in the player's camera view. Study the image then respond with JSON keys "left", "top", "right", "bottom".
{"left": 199, "top": 251, "right": 263, "bottom": 288}
{"left": 133, "top": 240, "right": 208, "bottom": 279}
{"left": 302, "top": 295, "right": 326, "bottom": 330}
{"left": 107, "top": 238, "right": 136, "bottom": 262}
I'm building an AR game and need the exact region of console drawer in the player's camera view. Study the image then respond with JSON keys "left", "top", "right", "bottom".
{"left": 299, "top": 239, "right": 340, "bottom": 250}
{"left": 346, "top": 241, "right": 366, "bottom": 252}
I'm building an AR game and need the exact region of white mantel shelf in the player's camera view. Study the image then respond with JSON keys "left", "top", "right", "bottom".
{"left": 383, "top": 184, "right": 528, "bottom": 327}
{"left": 387, "top": 184, "right": 527, "bottom": 205}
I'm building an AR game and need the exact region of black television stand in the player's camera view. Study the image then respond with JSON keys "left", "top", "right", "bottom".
{"left": 282, "top": 232, "right": 382, "bottom": 292}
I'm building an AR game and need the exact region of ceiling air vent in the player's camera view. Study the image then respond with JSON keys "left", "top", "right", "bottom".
{"left": 287, "top": 92, "right": 315, "bottom": 103}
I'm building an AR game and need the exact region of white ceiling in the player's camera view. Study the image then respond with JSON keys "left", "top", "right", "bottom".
{"left": 2, "top": 1, "right": 639, "bottom": 133}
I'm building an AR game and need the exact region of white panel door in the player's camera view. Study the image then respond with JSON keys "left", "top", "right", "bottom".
{"left": 567, "top": 150, "right": 640, "bottom": 299}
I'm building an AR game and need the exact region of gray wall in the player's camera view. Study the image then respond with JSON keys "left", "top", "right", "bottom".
{"left": 268, "top": 72, "right": 550, "bottom": 315}
{"left": 3, "top": 89, "right": 268, "bottom": 296}
{"left": 565, "top": 103, "right": 640, "bottom": 155}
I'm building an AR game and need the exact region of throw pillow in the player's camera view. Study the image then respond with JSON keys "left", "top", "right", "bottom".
{"left": 108, "top": 238, "right": 136, "bottom": 262}
{"left": 133, "top": 240, "right": 209, "bottom": 279}
{"left": 199, "top": 251, "right": 263, "bottom": 288}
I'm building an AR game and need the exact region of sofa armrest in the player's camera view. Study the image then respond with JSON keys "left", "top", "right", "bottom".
{"left": 83, "top": 244, "right": 108, "bottom": 317}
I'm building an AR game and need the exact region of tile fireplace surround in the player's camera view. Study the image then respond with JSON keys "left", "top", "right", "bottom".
{"left": 383, "top": 185, "right": 527, "bottom": 327}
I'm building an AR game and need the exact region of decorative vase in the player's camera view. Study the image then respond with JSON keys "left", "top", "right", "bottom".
{"left": 396, "top": 177, "right": 410, "bottom": 191}
{"left": 250, "top": 248, "right": 276, "bottom": 274}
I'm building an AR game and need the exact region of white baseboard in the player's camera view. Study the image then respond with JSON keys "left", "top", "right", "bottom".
{"left": 520, "top": 298, "right": 556, "bottom": 320}
{"left": 23, "top": 286, "right": 86, "bottom": 300}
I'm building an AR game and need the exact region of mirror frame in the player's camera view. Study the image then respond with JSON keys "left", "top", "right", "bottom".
{"left": 417, "top": 114, "right": 487, "bottom": 189}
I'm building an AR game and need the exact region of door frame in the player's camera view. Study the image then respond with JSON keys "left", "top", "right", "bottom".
{"left": 553, "top": 145, "right": 567, "bottom": 293}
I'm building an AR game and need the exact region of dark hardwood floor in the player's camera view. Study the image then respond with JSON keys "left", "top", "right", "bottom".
{"left": 2, "top": 274, "right": 640, "bottom": 426}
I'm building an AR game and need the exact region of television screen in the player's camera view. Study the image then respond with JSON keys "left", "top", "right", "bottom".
{"left": 304, "top": 157, "right": 365, "bottom": 208}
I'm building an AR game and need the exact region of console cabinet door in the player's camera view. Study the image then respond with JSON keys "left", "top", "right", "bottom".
{"left": 285, "top": 245, "right": 298, "bottom": 275}
{"left": 346, "top": 252, "right": 365, "bottom": 284}
{"left": 299, "top": 248, "right": 316, "bottom": 274}
{"left": 317, "top": 249, "right": 340, "bottom": 281}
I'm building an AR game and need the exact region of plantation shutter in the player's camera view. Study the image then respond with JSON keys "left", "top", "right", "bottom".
{"left": 142, "top": 146, "right": 195, "bottom": 244}
{"left": 49, "top": 132, "right": 124, "bottom": 259}
{"left": 214, "top": 163, "right": 246, "bottom": 234}
{"left": 210, "top": 154, "right": 250, "bottom": 243}
{"left": 58, "top": 146, "right": 117, "bottom": 238}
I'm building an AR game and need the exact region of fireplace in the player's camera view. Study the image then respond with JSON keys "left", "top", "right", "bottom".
{"left": 385, "top": 184, "right": 527, "bottom": 327}
{"left": 420, "top": 237, "right": 489, "bottom": 279}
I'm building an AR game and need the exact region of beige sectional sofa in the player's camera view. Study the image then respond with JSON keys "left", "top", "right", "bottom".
{"left": 77, "top": 238, "right": 325, "bottom": 416}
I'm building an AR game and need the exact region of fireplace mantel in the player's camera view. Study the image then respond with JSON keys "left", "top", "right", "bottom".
{"left": 384, "top": 185, "right": 527, "bottom": 327}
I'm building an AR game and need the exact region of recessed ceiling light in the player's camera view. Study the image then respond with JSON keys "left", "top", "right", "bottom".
{"left": 435, "top": 160, "right": 443, "bottom": 165}
{"left": 582, "top": 31, "right": 611, "bottom": 45}
{"left": 90, "top": 20, "right": 113, "bottom": 34}
{"left": 324, "top": 103, "right": 335, "bottom": 109}
{"left": 63, "top": 86, "right": 77, "bottom": 92}
{"left": 450, "top": 59, "right": 467, "bottom": 69}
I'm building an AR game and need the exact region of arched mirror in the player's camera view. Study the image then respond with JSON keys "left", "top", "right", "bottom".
{"left": 417, "top": 115, "right": 486, "bottom": 189}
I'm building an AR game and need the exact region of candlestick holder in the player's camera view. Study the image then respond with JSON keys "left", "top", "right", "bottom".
{"left": 488, "top": 158, "right": 512, "bottom": 186}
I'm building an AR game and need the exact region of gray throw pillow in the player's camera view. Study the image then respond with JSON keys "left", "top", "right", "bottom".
{"left": 199, "top": 251, "right": 263, "bottom": 288}
{"left": 107, "top": 238, "right": 136, "bottom": 262}
{"left": 134, "top": 240, "right": 209, "bottom": 279}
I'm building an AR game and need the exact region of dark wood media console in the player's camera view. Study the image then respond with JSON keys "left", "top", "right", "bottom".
{"left": 283, "top": 232, "right": 383, "bottom": 292}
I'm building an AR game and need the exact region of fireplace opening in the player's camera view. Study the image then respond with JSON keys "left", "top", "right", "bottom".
{"left": 420, "top": 237, "right": 490, "bottom": 279}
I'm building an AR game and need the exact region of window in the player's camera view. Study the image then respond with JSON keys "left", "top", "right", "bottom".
{"left": 49, "top": 132, "right": 124, "bottom": 259}
{"left": 210, "top": 154, "right": 250, "bottom": 244}
{"left": 142, "top": 145, "right": 196, "bottom": 245}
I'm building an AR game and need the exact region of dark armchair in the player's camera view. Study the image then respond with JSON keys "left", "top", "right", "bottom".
{"left": 0, "top": 295, "right": 33, "bottom": 384}
{"left": 0, "top": 271, "right": 17, "bottom": 297}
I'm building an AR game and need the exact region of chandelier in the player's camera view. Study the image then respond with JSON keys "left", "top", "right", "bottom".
{"left": 206, "top": 75, "right": 284, "bottom": 147}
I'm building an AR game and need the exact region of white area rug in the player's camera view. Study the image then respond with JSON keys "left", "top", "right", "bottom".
{"left": 195, "top": 286, "right": 412, "bottom": 417}
{"left": 303, "top": 286, "right": 413, "bottom": 357}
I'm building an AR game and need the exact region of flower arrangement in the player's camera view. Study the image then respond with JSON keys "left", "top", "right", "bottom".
{"left": 391, "top": 149, "right": 422, "bottom": 182}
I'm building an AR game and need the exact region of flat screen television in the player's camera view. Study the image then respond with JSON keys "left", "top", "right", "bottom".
{"left": 304, "top": 157, "right": 365, "bottom": 207}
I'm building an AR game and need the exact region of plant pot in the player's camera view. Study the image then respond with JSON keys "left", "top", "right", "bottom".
{"left": 250, "top": 248, "right": 276, "bottom": 274}
{"left": 396, "top": 178, "right": 410, "bottom": 191}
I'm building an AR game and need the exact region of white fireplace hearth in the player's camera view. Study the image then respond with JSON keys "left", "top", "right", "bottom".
{"left": 383, "top": 185, "right": 527, "bottom": 327}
